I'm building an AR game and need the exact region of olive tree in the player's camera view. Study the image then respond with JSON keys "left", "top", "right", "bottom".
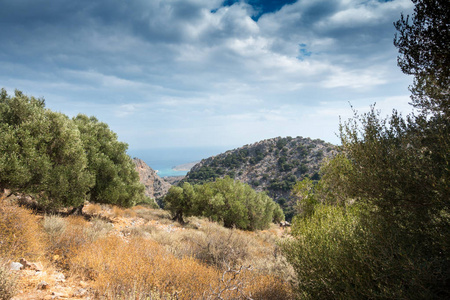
{"left": 0, "top": 89, "right": 92, "bottom": 209}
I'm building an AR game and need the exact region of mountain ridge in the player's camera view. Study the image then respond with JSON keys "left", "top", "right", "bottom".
{"left": 184, "top": 136, "right": 336, "bottom": 219}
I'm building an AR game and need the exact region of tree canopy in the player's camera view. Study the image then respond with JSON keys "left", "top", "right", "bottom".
{"left": 394, "top": 0, "right": 449, "bottom": 115}
{"left": 73, "top": 114, "right": 145, "bottom": 207}
{"left": 0, "top": 89, "right": 145, "bottom": 210}
{"left": 164, "top": 176, "right": 284, "bottom": 230}
{"left": 283, "top": 1, "right": 449, "bottom": 298}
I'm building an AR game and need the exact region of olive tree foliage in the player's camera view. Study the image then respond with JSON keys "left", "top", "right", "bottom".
{"left": 0, "top": 89, "right": 93, "bottom": 209}
{"left": 164, "top": 176, "right": 284, "bottom": 230}
{"left": 394, "top": 0, "right": 449, "bottom": 115}
{"left": 283, "top": 1, "right": 450, "bottom": 298}
{"left": 163, "top": 182, "right": 196, "bottom": 224}
{"left": 285, "top": 108, "right": 449, "bottom": 299}
{"left": 0, "top": 89, "right": 146, "bottom": 210}
{"left": 73, "top": 115, "right": 145, "bottom": 208}
{"left": 291, "top": 154, "right": 353, "bottom": 219}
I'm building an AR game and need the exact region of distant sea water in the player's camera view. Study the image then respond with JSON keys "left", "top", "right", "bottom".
{"left": 128, "top": 146, "right": 229, "bottom": 177}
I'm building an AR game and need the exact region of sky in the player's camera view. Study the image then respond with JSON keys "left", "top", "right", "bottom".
{"left": 0, "top": 0, "right": 415, "bottom": 153}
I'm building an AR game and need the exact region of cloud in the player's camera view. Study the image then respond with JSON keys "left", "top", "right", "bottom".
{"left": 0, "top": 0, "right": 416, "bottom": 149}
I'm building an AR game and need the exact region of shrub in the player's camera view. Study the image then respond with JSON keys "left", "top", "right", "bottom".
{"left": 164, "top": 177, "right": 284, "bottom": 230}
{"left": 84, "top": 217, "right": 113, "bottom": 242}
{"left": 71, "top": 235, "right": 293, "bottom": 300}
{"left": 0, "top": 259, "right": 17, "bottom": 300}
{"left": 282, "top": 204, "right": 363, "bottom": 299}
{"left": 179, "top": 222, "right": 252, "bottom": 269}
{"left": 43, "top": 214, "right": 67, "bottom": 241}
{"left": 44, "top": 215, "right": 91, "bottom": 267}
{"left": 84, "top": 203, "right": 102, "bottom": 215}
{"left": 0, "top": 201, "right": 45, "bottom": 260}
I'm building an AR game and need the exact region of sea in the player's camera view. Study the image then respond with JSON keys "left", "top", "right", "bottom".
{"left": 127, "top": 146, "right": 230, "bottom": 177}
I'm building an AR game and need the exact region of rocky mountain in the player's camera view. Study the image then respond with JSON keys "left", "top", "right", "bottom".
{"left": 184, "top": 136, "right": 336, "bottom": 220}
{"left": 133, "top": 158, "right": 172, "bottom": 202}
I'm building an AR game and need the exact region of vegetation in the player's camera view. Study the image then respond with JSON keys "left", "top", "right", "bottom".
{"left": 164, "top": 176, "right": 284, "bottom": 230}
{"left": 0, "top": 198, "right": 294, "bottom": 299}
{"left": 74, "top": 115, "right": 145, "bottom": 208}
{"left": 282, "top": 1, "right": 449, "bottom": 298}
{"left": 0, "top": 1, "right": 447, "bottom": 298}
{"left": 394, "top": 0, "right": 449, "bottom": 116}
{"left": 184, "top": 136, "right": 334, "bottom": 221}
{"left": 0, "top": 200, "right": 46, "bottom": 260}
{"left": 0, "top": 90, "right": 145, "bottom": 210}
{"left": 0, "top": 90, "right": 92, "bottom": 209}
{"left": 0, "top": 258, "right": 17, "bottom": 300}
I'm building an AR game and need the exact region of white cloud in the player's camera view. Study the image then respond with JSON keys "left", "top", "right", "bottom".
{"left": 0, "top": 0, "right": 416, "bottom": 150}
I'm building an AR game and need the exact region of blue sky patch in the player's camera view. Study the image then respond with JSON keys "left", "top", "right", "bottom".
{"left": 222, "top": 0, "right": 297, "bottom": 20}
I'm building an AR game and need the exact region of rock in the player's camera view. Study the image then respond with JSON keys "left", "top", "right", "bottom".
{"left": 19, "top": 258, "right": 43, "bottom": 271}
{"left": 73, "top": 288, "right": 88, "bottom": 297}
{"left": 37, "top": 281, "right": 50, "bottom": 290}
{"left": 10, "top": 262, "right": 23, "bottom": 271}
{"left": 51, "top": 291, "right": 70, "bottom": 298}
{"left": 79, "top": 280, "right": 88, "bottom": 288}
{"left": 54, "top": 272, "right": 66, "bottom": 282}
{"left": 35, "top": 271, "right": 47, "bottom": 277}
{"left": 133, "top": 158, "right": 172, "bottom": 201}
{"left": 279, "top": 221, "right": 291, "bottom": 228}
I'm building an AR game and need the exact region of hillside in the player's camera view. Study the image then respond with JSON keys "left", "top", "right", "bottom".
{"left": 133, "top": 158, "right": 171, "bottom": 202}
{"left": 184, "top": 136, "right": 336, "bottom": 219}
{"left": 0, "top": 197, "right": 294, "bottom": 299}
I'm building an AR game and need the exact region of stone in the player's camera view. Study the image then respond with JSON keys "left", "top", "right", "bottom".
{"left": 9, "top": 262, "right": 23, "bottom": 271}
{"left": 37, "top": 281, "right": 50, "bottom": 290}
{"left": 79, "top": 280, "right": 88, "bottom": 288}
{"left": 19, "top": 258, "right": 43, "bottom": 271}
{"left": 51, "top": 291, "right": 70, "bottom": 298}
{"left": 72, "top": 288, "right": 88, "bottom": 297}
{"left": 54, "top": 273, "right": 66, "bottom": 282}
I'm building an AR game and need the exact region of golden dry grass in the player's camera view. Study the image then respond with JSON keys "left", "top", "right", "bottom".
{"left": 71, "top": 235, "right": 293, "bottom": 299}
{"left": 84, "top": 203, "right": 102, "bottom": 215}
{"left": 0, "top": 258, "right": 18, "bottom": 299}
{"left": 1, "top": 199, "right": 295, "bottom": 299}
{"left": 0, "top": 200, "right": 46, "bottom": 261}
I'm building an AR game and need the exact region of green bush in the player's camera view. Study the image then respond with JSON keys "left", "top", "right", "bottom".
{"left": 164, "top": 177, "right": 284, "bottom": 230}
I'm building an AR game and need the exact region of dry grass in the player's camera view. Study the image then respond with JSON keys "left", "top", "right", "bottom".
{"left": 43, "top": 214, "right": 67, "bottom": 240}
{"left": 1, "top": 200, "right": 295, "bottom": 299}
{"left": 44, "top": 215, "right": 92, "bottom": 268}
{"left": 133, "top": 206, "right": 172, "bottom": 222}
{"left": 0, "top": 258, "right": 18, "bottom": 300}
{"left": 147, "top": 216, "right": 296, "bottom": 280}
{"left": 123, "top": 208, "right": 137, "bottom": 218}
{"left": 154, "top": 222, "right": 253, "bottom": 269}
{"left": 84, "top": 203, "right": 102, "bottom": 215}
{"left": 0, "top": 200, "right": 46, "bottom": 260}
{"left": 112, "top": 206, "right": 125, "bottom": 218}
{"left": 71, "top": 235, "right": 293, "bottom": 299}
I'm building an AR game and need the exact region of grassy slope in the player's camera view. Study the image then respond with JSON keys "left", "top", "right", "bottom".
{"left": 1, "top": 197, "right": 296, "bottom": 299}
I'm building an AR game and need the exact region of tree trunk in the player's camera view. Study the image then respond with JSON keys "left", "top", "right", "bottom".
{"left": 172, "top": 210, "right": 185, "bottom": 224}
{"left": 69, "top": 204, "right": 84, "bottom": 215}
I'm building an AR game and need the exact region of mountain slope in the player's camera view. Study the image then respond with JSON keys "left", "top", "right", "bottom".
{"left": 133, "top": 158, "right": 171, "bottom": 202}
{"left": 184, "top": 136, "right": 336, "bottom": 220}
